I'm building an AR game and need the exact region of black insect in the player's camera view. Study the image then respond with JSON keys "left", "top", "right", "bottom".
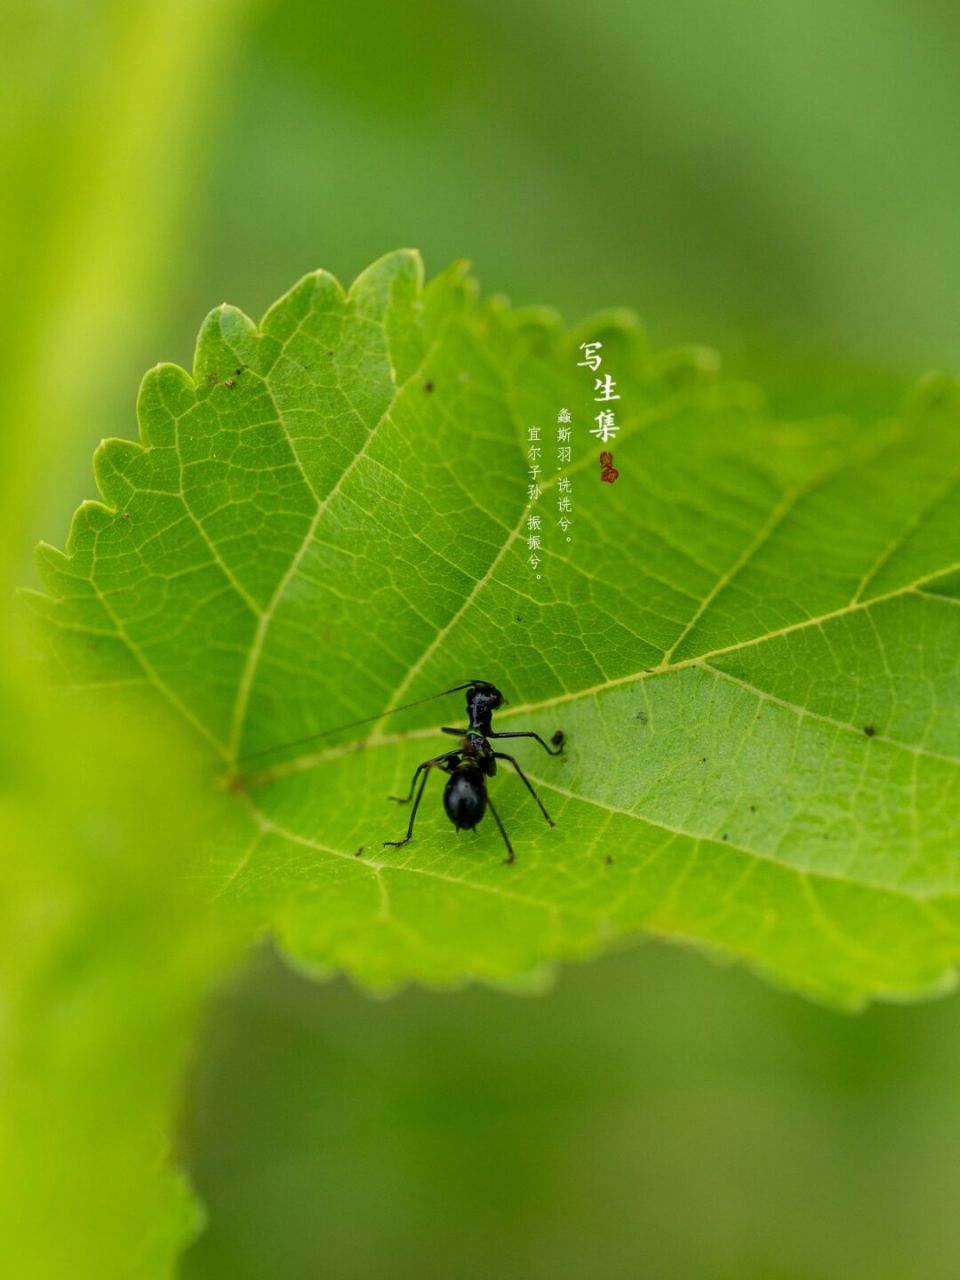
{"left": 235, "top": 679, "right": 564, "bottom": 865}
{"left": 383, "top": 680, "right": 564, "bottom": 864}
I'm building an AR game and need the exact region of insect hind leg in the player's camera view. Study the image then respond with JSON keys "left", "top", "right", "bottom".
{"left": 484, "top": 792, "right": 514, "bottom": 865}
{"left": 493, "top": 752, "right": 555, "bottom": 827}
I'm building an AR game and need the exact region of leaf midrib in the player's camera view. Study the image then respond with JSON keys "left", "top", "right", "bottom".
{"left": 243, "top": 565, "right": 960, "bottom": 787}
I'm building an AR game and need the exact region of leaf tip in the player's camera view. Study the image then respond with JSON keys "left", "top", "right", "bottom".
{"left": 348, "top": 247, "right": 425, "bottom": 307}
{"left": 193, "top": 303, "right": 259, "bottom": 385}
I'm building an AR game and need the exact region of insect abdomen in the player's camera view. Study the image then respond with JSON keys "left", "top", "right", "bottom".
{"left": 443, "top": 767, "right": 487, "bottom": 830}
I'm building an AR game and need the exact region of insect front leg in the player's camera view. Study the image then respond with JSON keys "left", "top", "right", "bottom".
{"left": 384, "top": 753, "right": 457, "bottom": 849}
{"left": 489, "top": 729, "right": 565, "bottom": 755}
{"left": 389, "top": 757, "right": 437, "bottom": 805}
{"left": 493, "top": 752, "right": 555, "bottom": 827}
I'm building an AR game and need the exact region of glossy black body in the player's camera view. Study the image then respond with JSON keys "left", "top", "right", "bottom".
{"left": 462, "top": 681, "right": 503, "bottom": 735}
{"left": 443, "top": 765, "right": 488, "bottom": 829}
{"left": 383, "top": 680, "right": 564, "bottom": 864}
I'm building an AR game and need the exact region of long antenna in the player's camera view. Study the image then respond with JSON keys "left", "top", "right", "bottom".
{"left": 234, "top": 682, "right": 486, "bottom": 767}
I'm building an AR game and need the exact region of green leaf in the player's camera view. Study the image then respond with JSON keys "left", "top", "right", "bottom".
{"left": 22, "top": 250, "right": 960, "bottom": 1007}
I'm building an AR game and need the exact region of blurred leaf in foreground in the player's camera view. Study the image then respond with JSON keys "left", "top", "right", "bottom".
{"left": 21, "top": 250, "right": 960, "bottom": 1007}
{"left": 0, "top": 672, "right": 238, "bottom": 1278}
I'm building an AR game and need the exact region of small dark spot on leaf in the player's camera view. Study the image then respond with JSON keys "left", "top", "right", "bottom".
{"left": 354, "top": 847, "right": 364, "bottom": 858}
{"left": 327, "top": 350, "right": 334, "bottom": 357}
{"left": 551, "top": 730, "right": 565, "bottom": 748}
{"left": 635, "top": 710, "right": 648, "bottom": 724}
{"left": 701, "top": 757, "right": 707, "bottom": 764}
{"left": 515, "top": 614, "right": 523, "bottom": 622}
{"left": 749, "top": 804, "right": 756, "bottom": 812}
{"left": 120, "top": 513, "right": 130, "bottom": 520}
{"left": 605, "top": 854, "right": 614, "bottom": 865}
{"left": 423, "top": 380, "right": 434, "bottom": 393}
{"left": 864, "top": 724, "right": 876, "bottom": 737}
{"left": 722, "top": 833, "right": 729, "bottom": 841}
{"left": 234, "top": 366, "right": 245, "bottom": 375}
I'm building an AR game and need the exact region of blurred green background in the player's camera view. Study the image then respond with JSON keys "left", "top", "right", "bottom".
{"left": 4, "top": 1, "right": 959, "bottom": 1276}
